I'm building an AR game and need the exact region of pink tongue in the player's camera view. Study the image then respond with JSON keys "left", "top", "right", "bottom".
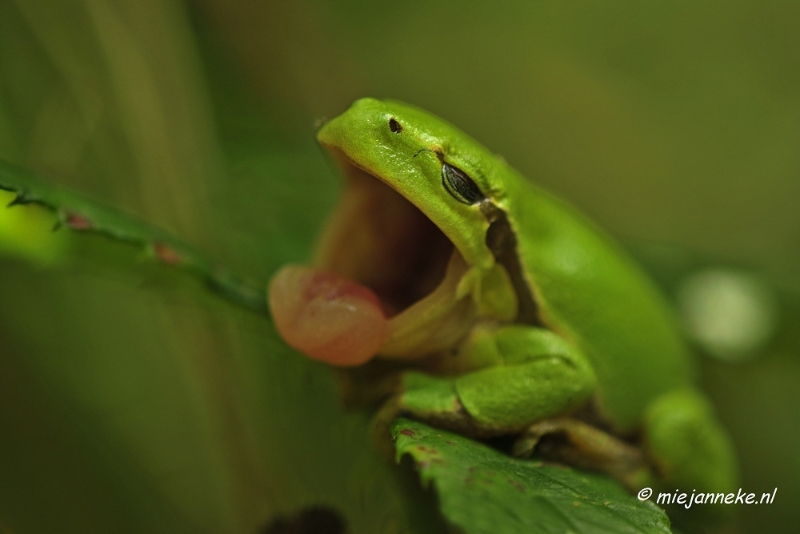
{"left": 268, "top": 265, "right": 389, "bottom": 367}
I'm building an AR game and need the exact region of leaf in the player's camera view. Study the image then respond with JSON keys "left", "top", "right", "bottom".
{"left": 0, "top": 189, "right": 68, "bottom": 264}
{"left": 0, "top": 159, "right": 267, "bottom": 315}
{"left": 392, "top": 418, "right": 672, "bottom": 534}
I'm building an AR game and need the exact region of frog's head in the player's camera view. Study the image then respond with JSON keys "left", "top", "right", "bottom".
{"left": 315, "top": 98, "right": 506, "bottom": 311}
{"left": 268, "top": 99, "right": 519, "bottom": 367}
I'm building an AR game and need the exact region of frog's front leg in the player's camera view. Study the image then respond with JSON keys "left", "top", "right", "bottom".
{"left": 383, "top": 325, "right": 597, "bottom": 438}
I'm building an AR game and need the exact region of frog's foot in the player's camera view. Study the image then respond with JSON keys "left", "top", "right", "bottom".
{"left": 644, "top": 389, "right": 738, "bottom": 494}
{"left": 513, "top": 418, "right": 652, "bottom": 491}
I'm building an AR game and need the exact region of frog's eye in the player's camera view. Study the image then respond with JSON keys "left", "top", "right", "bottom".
{"left": 442, "top": 162, "right": 484, "bottom": 204}
{"left": 388, "top": 118, "right": 403, "bottom": 133}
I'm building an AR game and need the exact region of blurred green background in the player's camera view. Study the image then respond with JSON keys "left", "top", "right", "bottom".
{"left": 0, "top": 1, "right": 798, "bottom": 533}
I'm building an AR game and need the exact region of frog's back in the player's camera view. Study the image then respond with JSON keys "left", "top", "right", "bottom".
{"left": 501, "top": 167, "right": 694, "bottom": 432}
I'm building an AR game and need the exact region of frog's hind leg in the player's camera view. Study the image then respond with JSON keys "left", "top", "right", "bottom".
{"left": 643, "top": 388, "right": 738, "bottom": 494}
{"left": 513, "top": 417, "right": 653, "bottom": 491}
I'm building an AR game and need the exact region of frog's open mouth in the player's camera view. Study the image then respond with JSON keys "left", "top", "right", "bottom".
{"left": 268, "top": 154, "right": 477, "bottom": 367}
{"left": 313, "top": 159, "right": 455, "bottom": 318}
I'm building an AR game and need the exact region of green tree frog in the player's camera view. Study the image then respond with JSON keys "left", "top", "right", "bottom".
{"left": 269, "top": 98, "right": 737, "bottom": 495}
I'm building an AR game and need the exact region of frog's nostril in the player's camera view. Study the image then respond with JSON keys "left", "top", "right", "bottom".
{"left": 389, "top": 117, "right": 403, "bottom": 133}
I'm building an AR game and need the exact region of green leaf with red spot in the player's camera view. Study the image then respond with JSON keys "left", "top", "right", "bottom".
{"left": 393, "top": 418, "right": 672, "bottom": 534}
{"left": 0, "top": 159, "right": 267, "bottom": 315}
